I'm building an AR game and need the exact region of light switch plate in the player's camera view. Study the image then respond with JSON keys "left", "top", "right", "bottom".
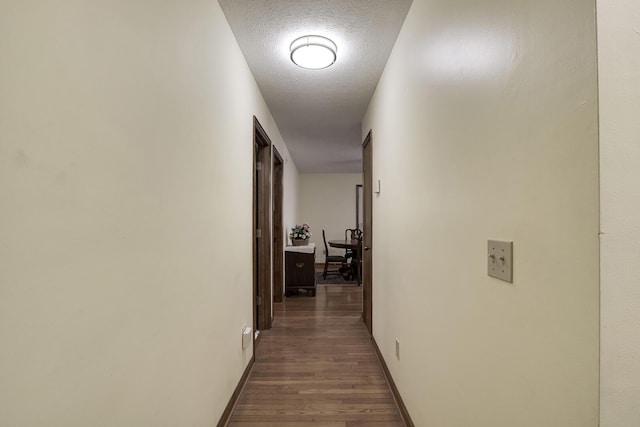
{"left": 488, "top": 240, "right": 513, "bottom": 283}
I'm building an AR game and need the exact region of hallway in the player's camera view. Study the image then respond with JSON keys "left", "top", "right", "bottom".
{"left": 3, "top": 0, "right": 638, "bottom": 425}
{"left": 228, "top": 285, "right": 404, "bottom": 426}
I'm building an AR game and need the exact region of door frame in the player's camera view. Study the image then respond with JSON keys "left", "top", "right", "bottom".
{"left": 253, "top": 116, "right": 272, "bottom": 332}
{"left": 356, "top": 184, "right": 363, "bottom": 229}
{"left": 362, "top": 130, "right": 373, "bottom": 334}
{"left": 272, "top": 146, "right": 284, "bottom": 304}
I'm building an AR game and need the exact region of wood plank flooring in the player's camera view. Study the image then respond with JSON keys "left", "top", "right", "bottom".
{"left": 227, "top": 285, "right": 404, "bottom": 426}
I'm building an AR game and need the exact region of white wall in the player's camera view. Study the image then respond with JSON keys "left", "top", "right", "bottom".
{"left": 298, "top": 174, "right": 362, "bottom": 263}
{"left": 0, "top": 1, "right": 297, "bottom": 426}
{"left": 363, "top": 0, "right": 600, "bottom": 426}
{"left": 598, "top": 0, "right": 640, "bottom": 425}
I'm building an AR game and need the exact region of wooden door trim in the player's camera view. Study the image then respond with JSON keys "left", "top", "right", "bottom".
{"left": 272, "top": 146, "right": 284, "bottom": 304}
{"left": 356, "top": 184, "right": 363, "bottom": 229}
{"left": 253, "top": 116, "right": 272, "bottom": 333}
{"left": 362, "top": 130, "right": 373, "bottom": 334}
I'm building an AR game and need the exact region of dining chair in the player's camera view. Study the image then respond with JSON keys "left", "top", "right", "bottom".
{"left": 322, "top": 229, "right": 347, "bottom": 279}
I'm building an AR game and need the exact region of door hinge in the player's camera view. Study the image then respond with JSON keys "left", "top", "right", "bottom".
{"left": 256, "top": 161, "right": 262, "bottom": 171}
{"left": 256, "top": 228, "right": 262, "bottom": 238}
{"left": 256, "top": 296, "right": 262, "bottom": 305}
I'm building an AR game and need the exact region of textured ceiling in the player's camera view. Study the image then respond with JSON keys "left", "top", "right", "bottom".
{"left": 218, "top": 0, "right": 413, "bottom": 173}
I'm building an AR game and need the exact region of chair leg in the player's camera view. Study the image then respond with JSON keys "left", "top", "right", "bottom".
{"left": 323, "top": 259, "right": 329, "bottom": 279}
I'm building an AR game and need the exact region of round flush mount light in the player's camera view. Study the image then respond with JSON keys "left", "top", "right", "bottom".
{"left": 290, "top": 35, "right": 337, "bottom": 70}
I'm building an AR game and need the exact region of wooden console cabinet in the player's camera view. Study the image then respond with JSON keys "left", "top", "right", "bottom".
{"left": 285, "top": 243, "right": 316, "bottom": 296}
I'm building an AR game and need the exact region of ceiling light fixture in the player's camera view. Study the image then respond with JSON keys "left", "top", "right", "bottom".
{"left": 290, "top": 35, "right": 337, "bottom": 70}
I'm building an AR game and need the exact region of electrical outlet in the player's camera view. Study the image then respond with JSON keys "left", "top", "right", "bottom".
{"left": 395, "top": 339, "right": 400, "bottom": 360}
{"left": 242, "top": 326, "right": 252, "bottom": 349}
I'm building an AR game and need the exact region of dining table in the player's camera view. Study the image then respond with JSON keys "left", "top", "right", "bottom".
{"left": 328, "top": 239, "right": 362, "bottom": 285}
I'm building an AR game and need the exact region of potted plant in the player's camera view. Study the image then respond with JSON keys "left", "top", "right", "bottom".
{"left": 290, "top": 224, "right": 311, "bottom": 246}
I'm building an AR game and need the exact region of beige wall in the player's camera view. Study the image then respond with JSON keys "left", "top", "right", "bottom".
{"left": 298, "top": 174, "right": 362, "bottom": 263}
{"left": 598, "top": 0, "right": 640, "bottom": 425}
{"left": 363, "top": 0, "right": 600, "bottom": 425}
{"left": 0, "top": 1, "right": 297, "bottom": 426}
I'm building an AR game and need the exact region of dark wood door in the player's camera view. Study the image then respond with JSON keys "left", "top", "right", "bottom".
{"left": 272, "top": 147, "right": 284, "bottom": 303}
{"left": 362, "top": 131, "right": 373, "bottom": 334}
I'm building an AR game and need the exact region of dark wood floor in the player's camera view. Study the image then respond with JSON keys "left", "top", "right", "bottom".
{"left": 227, "top": 285, "right": 404, "bottom": 426}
